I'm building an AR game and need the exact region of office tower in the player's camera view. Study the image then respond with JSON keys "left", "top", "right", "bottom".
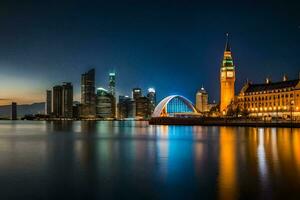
{"left": 45, "top": 90, "right": 52, "bottom": 115}
{"left": 117, "top": 95, "right": 131, "bottom": 119}
{"left": 52, "top": 85, "right": 63, "bottom": 117}
{"left": 72, "top": 101, "right": 80, "bottom": 119}
{"left": 109, "top": 72, "right": 116, "bottom": 96}
{"left": 196, "top": 87, "right": 209, "bottom": 112}
{"left": 127, "top": 100, "right": 136, "bottom": 118}
{"left": 147, "top": 88, "right": 156, "bottom": 114}
{"left": 96, "top": 87, "right": 115, "bottom": 118}
{"left": 81, "top": 69, "right": 96, "bottom": 117}
{"left": 136, "top": 96, "right": 151, "bottom": 119}
{"left": 220, "top": 33, "right": 235, "bottom": 114}
{"left": 62, "top": 82, "right": 73, "bottom": 118}
{"left": 11, "top": 102, "right": 17, "bottom": 120}
{"left": 132, "top": 88, "right": 142, "bottom": 100}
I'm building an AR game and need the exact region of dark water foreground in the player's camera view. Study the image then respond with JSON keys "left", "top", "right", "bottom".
{"left": 0, "top": 121, "right": 300, "bottom": 200}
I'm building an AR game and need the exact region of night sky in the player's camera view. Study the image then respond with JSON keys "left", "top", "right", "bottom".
{"left": 0, "top": 0, "right": 299, "bottom": 105}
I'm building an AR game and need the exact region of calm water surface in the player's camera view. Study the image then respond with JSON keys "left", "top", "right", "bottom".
{"left": 0, "top": 121, "right": 300, "bottom": 199}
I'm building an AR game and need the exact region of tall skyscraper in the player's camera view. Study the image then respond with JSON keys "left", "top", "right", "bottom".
{"left": 220, "top": 34, "right": 235, "bottom": 113}
{"left": 96, "top": 87, "right": 115, "bottom": 118}
{"left": 132, "top": 88, "right": 142, "bottom": 100}
{"left": 81, "top": 69, "right": 96, "bottom": 117}
{"left": 52, "top": 85, "right": 63, "bottom": 117}
{"left": 117, "top": 95, "right": 131, "bottom": 119}
{"left": 147, "top": 88, "right": 156, "bottom": 114}
{"left": 62, "top": 82, "right": 73, "bottom": 118}
{"left": 45, "top": 90, "right": 52, "bottom": 115}
{"left": 11, "top": 102, "right": 17, "bottom": 120}
{"left": 109, "top": 72, "right": 116, "bottom": 96}
{"left": 196, "top": 87, "right": 209, "bottom": 112}
{"left": 136, "top": 97, "right": 151, "bottom": 119}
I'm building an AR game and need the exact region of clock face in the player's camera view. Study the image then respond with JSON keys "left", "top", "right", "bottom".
{"left": 227, "top": 71, "right": 234, "bottom": 78}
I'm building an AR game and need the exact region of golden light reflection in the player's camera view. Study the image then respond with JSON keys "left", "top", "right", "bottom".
{"left": 218, "top": 127, "right": 237, "bottom": 200}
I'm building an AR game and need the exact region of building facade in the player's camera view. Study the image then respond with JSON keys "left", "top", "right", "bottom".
{"left": 237, "top": 77, "right": 300, "bottom": 118}
{"left": 132, "top": 88, "right": 142, "bottom": 100}
{"left": 52, "top": 85, "right": 63, "bottom": 117}
{"left": 62, "top": 82, "right": 73, "bottom": 118}
{"left": 11, "top": 102, "right": 17, "bottom": 120}
{"left": 195, "top": 87, "right": 209, "bottom": 113}
{"left": 81, "top": 69, "right": 96, "bottom": 117}
{"left": 136, "top": 96, "right": 151, "bottom": 119}
{"left": 45, "top": 90, "right": 52, "bottom": 115}
{"left": 147, "top": 88, "right": 156, "bottom": 115}
{"left": 109, "top": 72, "right": 116, "bottom": 96}
{"left": 220, "top": 34, "right": 235, "bottom": 113}
{"left": 96, "top": 88, "right": 115, "bottom": 119}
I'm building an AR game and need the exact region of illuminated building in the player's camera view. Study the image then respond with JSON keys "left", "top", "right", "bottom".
{"left": 237, "top": 76, "right": 300, "bottom": 118}
{"left": 96, "top": 87, "right": 115, "bottom": 119}
{"left": 52, "top": 85, "right": 63, "bottom": 117}
{"left": 45, "top": 90, "right": 52, "bottom": 115}
{"left": 117, "top": 95, "right": 131, "bottom": 119}
{"left": 62, "top": 82, "right": 73, "bottom": 118}
{"left": 132, "top": 88, "right": 142, "bottom": 100}
{"left": 147, "top": 88, "right": 156, "bottom": 114}
{"left": 11, "top": 102, "right": 17, "bottom": 120}
{"left": 136, "top": 96, "right": 151, "bottom": 119}
{"left": 109, "top": 72, "right": 116, "bottom": 96}
{"left": 152, "top": 95, "right": 199, "bottom": 117}
{"left": 220, "top": 33, "right": 236, "bottom": 113}
{"left": 81, "top": 69, "right": 96, "bottom": 117}
{"left": 195, "top": 86, "right": 209, "bottom": 113}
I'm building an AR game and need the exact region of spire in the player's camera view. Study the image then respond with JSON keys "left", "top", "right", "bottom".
{"left": 225, "top": 33, "right": 231, "bottom": 52}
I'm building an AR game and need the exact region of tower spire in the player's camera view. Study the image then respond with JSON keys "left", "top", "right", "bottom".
{"left": 225, "top": 33, "right": 231, "bottom": 52}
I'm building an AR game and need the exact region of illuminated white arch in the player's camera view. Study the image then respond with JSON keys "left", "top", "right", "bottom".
{"left": 152, "top": 95, "right": 199, "bottom": 117}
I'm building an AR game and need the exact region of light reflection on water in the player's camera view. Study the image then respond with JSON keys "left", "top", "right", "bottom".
{"left": 0, "top": 121, "right": 300, "bottom": 199}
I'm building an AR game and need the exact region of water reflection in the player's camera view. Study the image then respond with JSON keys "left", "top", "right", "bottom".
{"left": 0, "top": 121, "right": 300, "bottom": 199}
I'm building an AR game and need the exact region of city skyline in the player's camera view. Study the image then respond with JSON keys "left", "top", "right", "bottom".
{"left": 0, "top": 1, "right": 299, "bottom": 105}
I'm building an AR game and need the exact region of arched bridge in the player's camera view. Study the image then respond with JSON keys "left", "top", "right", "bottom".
{"left": 152, "top": 95, "right": 200, "bottom": 117}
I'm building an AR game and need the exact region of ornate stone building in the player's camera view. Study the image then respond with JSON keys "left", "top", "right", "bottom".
{"left": 237, "top": 77, "right": 300, "bottom": 118}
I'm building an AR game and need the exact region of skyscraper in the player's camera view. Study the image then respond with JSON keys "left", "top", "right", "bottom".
{"left": 196, "top": 87, "right": 209, "bottom": 112}
{"left": 109, "top": 72, "right": 116, "bottom": 96}
{"left": 62, "top": 82, "right": 73, "bottom": 118}
{"left": 220, "top": 34, "right": 235, "bottom": 113}
{"left": 117, "top": 95, "right": 131, "bottom": 119}
{"left": 45, "top": 90, "right": 52, "bottom": 115}
{"left": 52, "top": 85, "right": 63, "bottom": 117}
{"left": 147, "top": 88, "right": 156, "bottom": 114}
{"left": 11, "top": 102, "right": 17, "bottom": 120}
{"left": 132, "top": 88, "right": 142, "bottom": 100}
{"left": 96, "top": 87, "right": 115, "bottom": 118}
{"left": 136, "top": 97, "right": 151, "bottom": 119}
{"left": 81, "top": 69, "right": 96, "bottom": 117}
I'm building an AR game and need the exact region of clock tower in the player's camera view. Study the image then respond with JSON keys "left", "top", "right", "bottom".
{"left": 220, "top": 33, "right": 235, "bottom": 113}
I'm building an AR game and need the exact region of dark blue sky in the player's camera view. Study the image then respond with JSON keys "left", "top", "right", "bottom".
{"left": 0, "top": 0, "right": 299, "bottom": 104}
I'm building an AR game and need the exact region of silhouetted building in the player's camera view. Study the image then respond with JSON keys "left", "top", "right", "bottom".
{"left": 72, "top": 102, "right": 80, "bottom": 119}
{"left": 136, "top": 96, "right": 151, "bottom": 119}
{"left": 45, "top": 90, "right": 52, "bottom": 115}
{"left": 96, "top": 88, "right": 115, "bottom": 118}
{"left": 196, "top": 87, "right": 209, "bottom": 112}
{"left": 128, "top": 100, "right": 136, "bottom": 118}
{"left": 132, "top": 88, "right": 142, "bottom": 100}
{"left": 109, "top": 72, "right": 116, "bottom": 96}
{"left": 52, "top": 85, "right": 63, "bottom": 117}
{"left": 81, "top": 69, "right": 96, "bottom": 117}
{"left": 62, "top": 82, "right": 73, "bottom": 118}
{"left": 147, "top": 88, "right": 156, "bottom": 115}
{"left": 11, "top": 102, "right": 17, "bottom": 120}
{"left": 117, "top": 95, "right": 131, "bottom": 119}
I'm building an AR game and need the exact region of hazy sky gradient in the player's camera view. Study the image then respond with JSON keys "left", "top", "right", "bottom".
{"left": 0, "top": 0, "right": 299, "bottom": 105}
